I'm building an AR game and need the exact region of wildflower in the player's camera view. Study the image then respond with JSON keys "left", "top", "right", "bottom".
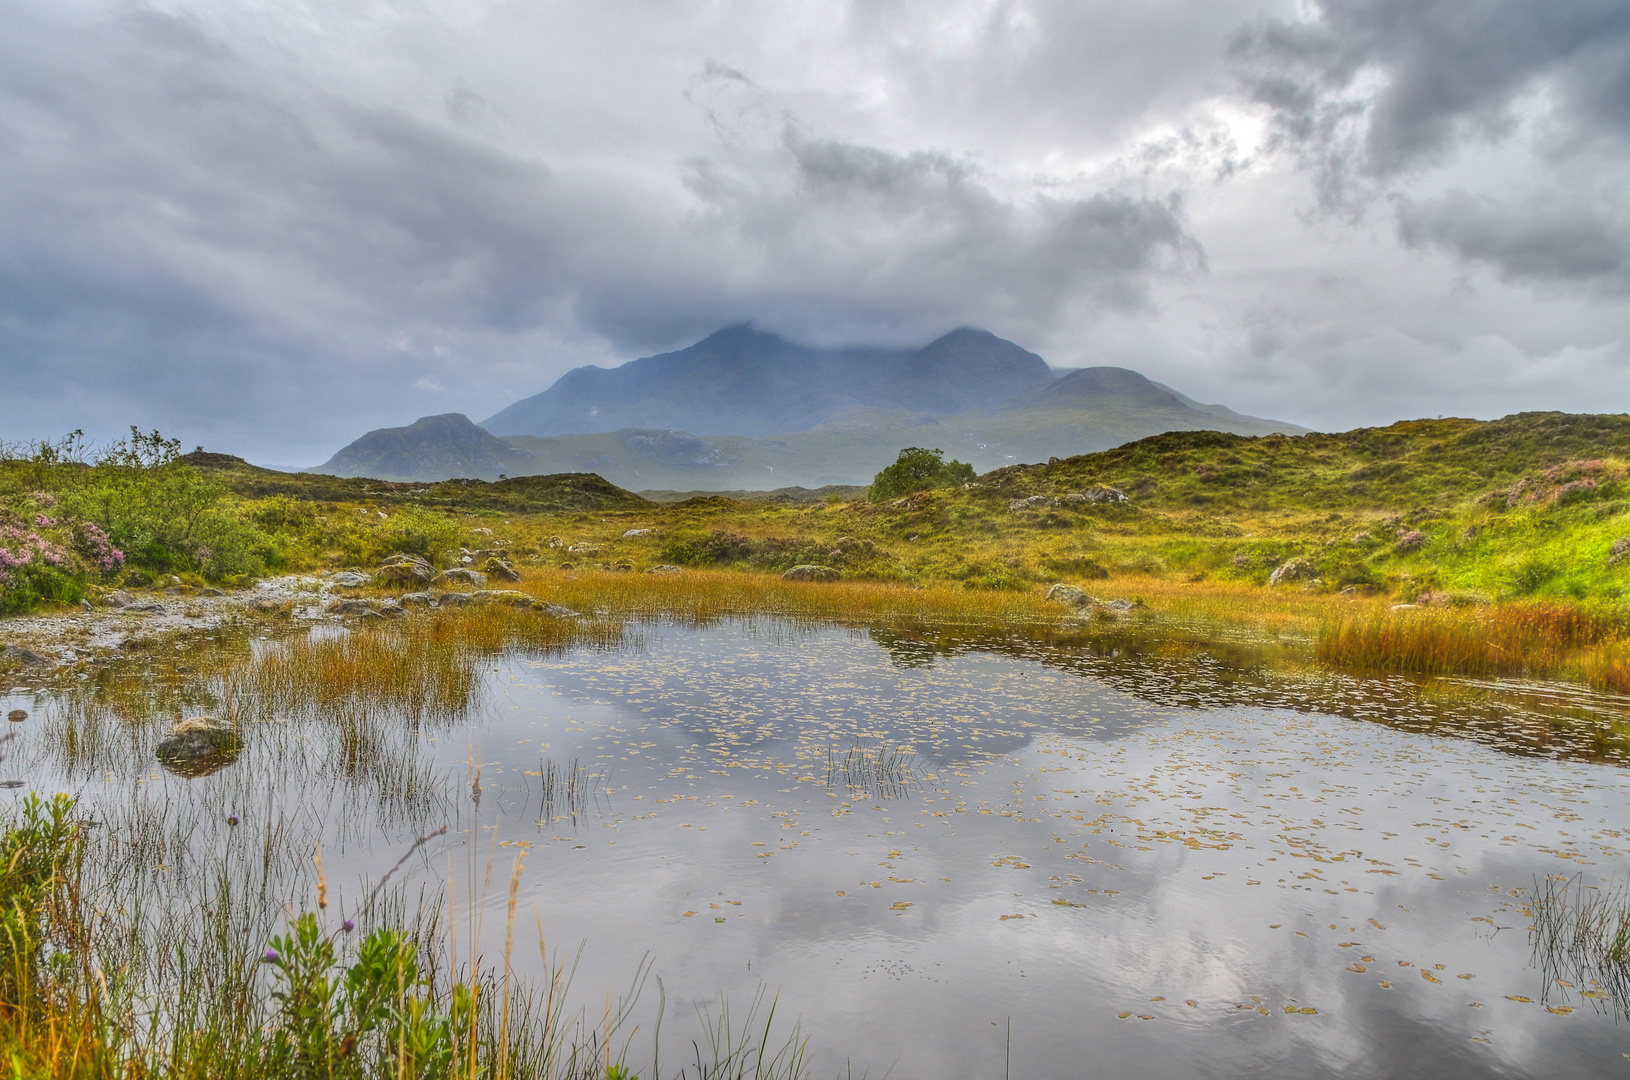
{"left": 262, "top": 948, "right": 279, "bottom": 964}
{"left": 341, "top": 919, "right": 355, "bottom": 933}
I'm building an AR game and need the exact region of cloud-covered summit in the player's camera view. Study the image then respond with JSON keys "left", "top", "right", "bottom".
{"left": 3, "top": 1, "right": 1628, "bottom": 466}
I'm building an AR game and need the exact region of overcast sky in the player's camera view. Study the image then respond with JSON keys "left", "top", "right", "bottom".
{"left": 4, "top": 0, "right": 1629, "bottom": 465}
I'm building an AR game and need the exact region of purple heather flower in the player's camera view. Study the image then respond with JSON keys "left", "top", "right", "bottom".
{"left": 341, "top": 919, "right": 355, "bottom": 933}
{"left": 263, "top": 948, "right": 279, "bottom": 964}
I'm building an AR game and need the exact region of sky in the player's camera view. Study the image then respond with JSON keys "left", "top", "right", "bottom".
{"left": 3, "top": 0, "right": 1629, "bottom": 466}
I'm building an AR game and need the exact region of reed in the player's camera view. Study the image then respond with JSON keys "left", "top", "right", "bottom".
{"left": 1528, "top": 873, "right": 1630, "bottom": 1014}
{"left": 1316, "top": 601, "right": 1630, "bottom": 688}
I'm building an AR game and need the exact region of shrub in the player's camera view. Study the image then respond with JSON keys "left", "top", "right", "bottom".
{"left": 868, "top": 448, "right": 975, "bottom": 502}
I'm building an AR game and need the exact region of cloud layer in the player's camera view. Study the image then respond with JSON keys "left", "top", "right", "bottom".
{"left": 2, "top": 0, "right": 1628, "bottom": 463}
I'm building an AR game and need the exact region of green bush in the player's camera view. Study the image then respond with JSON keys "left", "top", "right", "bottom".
{"left": 867, "top": 448, "right": 975, "bottom": 503}
{"left": 0, "top": 794, "right": 80, "bottom": 1011}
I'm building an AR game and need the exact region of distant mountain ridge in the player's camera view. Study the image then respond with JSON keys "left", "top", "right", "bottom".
{"left": 312, "top": 325, "right": 1306, "bottom": 486}
{"left": 310, "top": 413, "right": 536, "bottom": 482}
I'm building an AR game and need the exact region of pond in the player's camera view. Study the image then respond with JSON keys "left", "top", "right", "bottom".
{"left": 6, "top": 618, "right": 1630, "bottom": 1078}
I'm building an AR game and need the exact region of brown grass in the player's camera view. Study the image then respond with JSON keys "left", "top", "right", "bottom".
{"left": 1317, "top": 601, "right": 1630, "bottom": 690}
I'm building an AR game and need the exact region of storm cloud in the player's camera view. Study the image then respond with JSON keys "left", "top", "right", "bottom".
{"left": 2, "top": 1, "right": 1628, "bottom": 463}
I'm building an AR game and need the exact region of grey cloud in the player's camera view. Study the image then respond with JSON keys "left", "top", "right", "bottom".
{"left": 1231, "top": 0, "right": 1630, "bottom": 206}
{"left": 1395, "top": 190, "right": 1630, "bottom": 293}
{"left": 0, "top": 0, "right": 1625, "bottom": 464}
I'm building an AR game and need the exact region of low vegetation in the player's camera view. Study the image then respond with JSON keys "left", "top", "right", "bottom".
{"left": 8, "top": 410, "right": 1630, "bottom": 687}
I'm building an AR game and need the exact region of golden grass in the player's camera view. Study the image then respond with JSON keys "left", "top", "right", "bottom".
{"left": 1317, "top": 601, "right": 1630, "bottom": 690}
{"left": 509, "top": 567, "right": 1073, "bottom": 630}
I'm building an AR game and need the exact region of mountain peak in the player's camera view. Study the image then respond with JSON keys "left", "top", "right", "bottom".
{"left": 311, "top": 412, "right": 534, "bottom": 481}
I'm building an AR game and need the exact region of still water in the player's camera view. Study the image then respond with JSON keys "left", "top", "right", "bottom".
{"left": 8, "top": 619, "right": 1630, "bottom": 1078}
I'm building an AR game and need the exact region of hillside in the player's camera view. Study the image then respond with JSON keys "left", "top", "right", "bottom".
{"left": 181, "top": 452, "right": 651, "bottom": 513}
{"left": 310, "top": 413, "right": 537, "bottom": 481}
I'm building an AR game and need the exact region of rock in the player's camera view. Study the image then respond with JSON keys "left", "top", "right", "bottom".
{"left": 163, "top": 586, "right": 184, "bottom": 595}
{"left": 544, "top": 535, "right": 564, "bottom": 549}
{"left": 330, "top": 571, "right": 371, "bottom": 588}
{"left": 434, "top": 569, "right": 488, "bottom": 588}
{"left": 623, "top": 528, "right": 654, "bottom": 538}
{"left": 376, "top": 553, "right": 435, "bottom": 586}
{"left": 79, "top": 599, "right": 93, "bottom": 611}
{"left": 1045, "top": 583, "right": 1094, "bottom": 607}
{"left": 1394, "top": 529, "right": 1428, "bottom": 552}
{"left": 436, "top": 592, "right": 474, "bottom": 607}
{"left": 376, "top": 600, "right": 406, "bottom": 618}
{"left": 469, "top": 590, "right": 580, "bottom": 617}
{"left": 1008, "top": 495, "right": 1060, "bottom": 512}
{"left": 249, "top": 597, "right": 287, "bottom": 614}
{"left": 6, "top": 710, "right": 25, "bottom": 723}
{"left": 328, "top": 598, "right": 376, "bottom": 616}
{"left": 124, "top": 601, "right": 166, "bottom": 614}
{"left": 482, "top": 558, "right": 521, "bottom": 582}
{"left": 1268, "top": 558, "right": 1317, "bottom": 586}
{"left": 782, "top": 565, "right": 840, "bottom": 582}
{"left": 459, "top": 555, "right": 474, "bottom": 565}
{"left": 200, "top": 587, "right": 225, "bottom": 597}
{"left": 104, "top": 590, "right": 134, "bottom": 608}
{"left": 646, "top": 565, "right": 682, "bottom": 575}
{"left": 156, "top": 716, "right": 242, "bottom": 778}
{"left": 1609, "top": 537, "right": 1630, "bottom": 567}
{"left": 399, "top": 592, "right": 436, "bottom": 607}
{"left": 1094, "top": 598, "right": 1144, "bottom": 615}
{"left": 1072, "top": 486, "right": 1128, "bottom": 504}
{"left": 1, "top": 645, "right": 51, "bottom": 668}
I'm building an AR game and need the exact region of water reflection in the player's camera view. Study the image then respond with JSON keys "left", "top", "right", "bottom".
{"left": 5, "top": 617, "right": 1630, "bottom": 1079}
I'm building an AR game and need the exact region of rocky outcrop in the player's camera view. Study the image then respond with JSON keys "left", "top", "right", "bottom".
{"left": 1045, "top": 584, "right": 1093, "bottom": 607}
{"left": 1268, "top": 558, "right": 1317, "bottom": 586}
{"left": 482, "top": 557, "right": 521, "bottom": 582}
{"left": 782, "top": 565, "right": 840, "bottom": 582}
{"left": 434, "top": 569, "right": 488, "bottom": 588}
{"left": 376, "top": 553, "right": 435, "bottom": 586}
{"left": 156, "top": 717, "right": 242, "bottom": 778}
{"left": 330, "top": 571, "right": 371, "bottom": 588}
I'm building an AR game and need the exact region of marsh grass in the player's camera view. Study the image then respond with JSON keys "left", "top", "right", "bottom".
{"left": 527, "top": 759, "right": 605, "bottom": 826}
{"left": 1317, "top": 602, "right": 1630, "bottom": 689}
{"left": 822, "top": 740, "right": 920, "bottom": 801}
{"left": 1528, "top": 873, "right": 1630, "bottom": 1014}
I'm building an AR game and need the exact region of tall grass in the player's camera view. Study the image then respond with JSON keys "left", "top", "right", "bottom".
{"left": 1317, "top": 602, "right": 1630, "bottom": 689}
{"left": 1528, "top": 873, "right": 1630, "bottom": 1014}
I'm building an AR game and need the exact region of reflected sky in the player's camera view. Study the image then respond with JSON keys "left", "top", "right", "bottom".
{"left": 7, "top": 620, "right": 1630, "bottom": 1078}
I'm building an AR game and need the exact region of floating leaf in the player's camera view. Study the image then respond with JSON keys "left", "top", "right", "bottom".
{"left": 1505, "top": 995, "right": 1533, "bottom": 1003}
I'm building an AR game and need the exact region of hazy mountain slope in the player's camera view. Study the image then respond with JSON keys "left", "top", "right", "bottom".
{"left": 306, "top": 325, "right": 1308, "bottom": 486}
{"left": 309, "top": 413, "right": 536, "bottom": 482}
{"left": 885, "top": 328, "right": 1053, "bottom": 413}
{"left": 482, "top": 325, "right": 910, "bottom": 438}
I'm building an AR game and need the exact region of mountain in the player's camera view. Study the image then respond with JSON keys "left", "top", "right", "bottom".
{"left": 313, "top": 326, "right": 1307, "bottom": 486}
{"left": 482, "top": 325, "right": 909, "bottom": 438}
{"left": 309, "top": 413, "right": 537, "bottom": 481}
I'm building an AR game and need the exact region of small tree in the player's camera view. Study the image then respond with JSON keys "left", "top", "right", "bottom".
{"left": 867, "top": 447, "right": 975, "bottom": 502}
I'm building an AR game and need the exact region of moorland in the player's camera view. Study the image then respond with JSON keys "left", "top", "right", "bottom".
{"left": 6, "top": 411, "right": 1630, "bottom": 1078}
